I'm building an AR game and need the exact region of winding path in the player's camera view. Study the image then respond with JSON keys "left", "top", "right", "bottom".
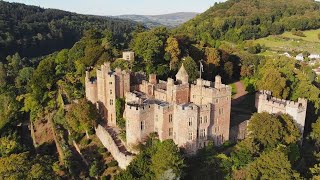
{"left": 231, "top": 81, "right": 248, "bottom": 105}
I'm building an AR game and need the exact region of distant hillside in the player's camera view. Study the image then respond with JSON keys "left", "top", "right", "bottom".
{"left": 116, "top": 12, "right": 198, "bottom": 28}
{"left": 175, "top": 0, "right": 320, "bottom": 46}
{"left": 0, "top": 1, "right": 138, "bottom": 59}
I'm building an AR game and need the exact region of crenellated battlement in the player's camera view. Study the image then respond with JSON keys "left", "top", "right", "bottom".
{"left": 86, "top": 59, "right": 232, "bottom": 155}
{"left": 256, "top": 90, "right": 307, "bottom": 135}
{"left": 257, "top": 90, "right": 307, "bottom": 110}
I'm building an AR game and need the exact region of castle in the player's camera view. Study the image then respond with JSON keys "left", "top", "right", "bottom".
{"left": 86, "top": 62, "right": 232, "bottom": 154}
{"left": 255, "top": 90, "right": 307, "bottom": 134}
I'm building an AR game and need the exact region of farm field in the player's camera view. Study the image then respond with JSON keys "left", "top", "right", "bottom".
{"left": 248, "top": 29, "right": 320, "bottom": 54}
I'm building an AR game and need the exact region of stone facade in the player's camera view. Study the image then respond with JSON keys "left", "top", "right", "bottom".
{"left": 122, "top": 51, "right": 135, "bottom": 61}
{"left": 86, "top": 62, "right": 232, "bottom": 154}
{"left": 255, "top": 90, "right": 307, "bottom": 134}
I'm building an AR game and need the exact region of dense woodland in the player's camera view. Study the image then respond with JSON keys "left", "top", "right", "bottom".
{"left": 0, "top": 1, "right": 137, "bottom": 59}
{"left": 175, "top": 0, "right": 320, "bottom": 47}
{"left": 0, "top": 0, "right": 320, "bottom": 179}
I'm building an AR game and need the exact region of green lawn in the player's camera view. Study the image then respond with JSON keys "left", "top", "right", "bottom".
{"left": 249, "top": 29, "right": 320, "bottom": 54}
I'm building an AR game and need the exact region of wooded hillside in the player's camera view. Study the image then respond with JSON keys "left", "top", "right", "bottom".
{"left": 0, "top": 1, "right": 137, "bottom": 59}
{"left": 175, "top": 0, "right": 320, "bottom": 46}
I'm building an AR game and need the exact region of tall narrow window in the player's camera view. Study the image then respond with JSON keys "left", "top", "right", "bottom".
{"left": 188, "top": 132, "right": 193, "bottom": 140}
{"left": 200, "top": 117, "right": 203, "bottom": 124}
{"left": 141, "top": 121, "right": 145, "bottom": 131}
{"left": 204, "top": 116, "right": 208, "bottom": 123}
{"left": 169, "top": 114, "right": 173, "bottom": 123}
{"left": 188, "top": 118, "right": 193, "bottom": 126}
{"left": 110, "top": 99, "right": 114, "bottom": 105}
{"left": 169, "top": 128, "right": 173, "bottom": 136}
{"left": 110, "top": 89, "right": 112, "bottom": 95}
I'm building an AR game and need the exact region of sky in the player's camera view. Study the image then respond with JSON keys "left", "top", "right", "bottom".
{"left": 5, "top": 0, "right": 226, "bottom": 16}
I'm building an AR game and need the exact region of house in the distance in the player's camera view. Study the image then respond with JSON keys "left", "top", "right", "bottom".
{"left": 295, "top": 53, "right": 304, "bottom": 61}
{"left": 308, "top": 54, "right": 320, "bottom": 60}
{"left": 313, "top": 67, "right": 320, "bottom": 75}
{"left": 122, "top": 51, "right": 135, "bottom": 61}
{"left": 283, "top": 52, "right": 292, "bottom": 58}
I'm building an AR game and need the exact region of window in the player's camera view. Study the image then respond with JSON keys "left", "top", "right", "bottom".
{"left": 204, "top": 116, "right": 208, "bottom": 123}
{"left": 141, "top": 121, "right": 145, "bottom": 131}
{"left": 110, "top": 99, "right": 114, "bottom": 105}
{"left": 188, "top": 132, "right": 193, "bottom": 140}
{"left": 188, "top": 118, "right": 193, "bottom": 126}
{"left": 219, "top": 108, "right": 224, "bottom": 115}
{"left": 169, "top": 114, "right": 173, "bottom": 123}
{"left": 169, "top": 128, "right": 173, "bottom": 136}
{"left": 215, "top": 99, "right": 219, "bottom": 103}
{"left": 200, "top": 129, "right": 206, "bottom": 139}
{"left": 200, "top": 117, "right": 203, "bottom": 124}
{"left": 109, "top": 82, "right": 112, "bottom": 85}
{"left": 110, "top": 89, "right": 112, "bottom": 95}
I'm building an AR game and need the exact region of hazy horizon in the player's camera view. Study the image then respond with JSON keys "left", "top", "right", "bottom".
{"left": 4, "top": 0, "right": 226, "bottom": 16}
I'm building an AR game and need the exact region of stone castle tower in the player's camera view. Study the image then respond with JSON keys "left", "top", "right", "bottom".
{"left": 85, "top": 62, "right": 130, "bottom": 127}
{"left": 86, "top": 62, "right": 232, "bottom": 154}
{"left": 255, "top": 90, "right": 307, "bottom": 134}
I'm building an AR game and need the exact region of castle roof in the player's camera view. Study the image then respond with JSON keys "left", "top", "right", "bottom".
{"left": 176, "top": 63, "right": 189, "bottom": 78}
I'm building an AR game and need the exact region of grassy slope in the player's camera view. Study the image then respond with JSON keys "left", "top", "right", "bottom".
{"left": 249, "top": 29, "right": 320, "bottom": 54}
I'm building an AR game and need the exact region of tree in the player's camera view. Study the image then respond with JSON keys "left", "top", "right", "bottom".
{"left": 6, "top": 53, "right": 22, "bottom": 78}
{"left": 0, "top": 63, "right": 6, "bottom": 88}
{"left": 66, "top": 99, "right": 99, "bottom": 138}
{"left": 89, "top": 160, "right": 104, "bottom": 178}
{"left": 245, "top": 148, "right": 300, "bottom": 179}
{"left": 205, "top": 48, "right": 220, "bottom": 67}
{"left": 15, "top": 67, "right": 34, "bottom": 91}
{"left": 116, "top": 98, "right": 126, "bottom": 129}
{"left": 165, "top": 37, "right": 181, "bottom": 70}
{"left": 0, "top": 136, "right": 20, "bottom": 157}
{"left": 0, "top": 93, "right": 20, "bottom": 131}
{"left": 183, "top": 56, "right": 198, "bottom": 82}
{"left": 257, "top": 68, "right": 289, "bottom": 99}
{"left": 247, "top": 112, "right": 300, "bottom": 150}
{"left": 151, "top": 140, "right": 185, "bottom": 179}
{"left": 130, "top": 31, "right": 164, "bottom": 67}
{"left": 116, "top": 138, "right": 185, "bottom": 180}
{"left": 224, "top": 61, "right": 234, "bottom": 80}
{"left": 310, "top": 118, "right": 320, "bottom": 146}
{"left": 0, "top": 153, "right": 30, "bottom": 179}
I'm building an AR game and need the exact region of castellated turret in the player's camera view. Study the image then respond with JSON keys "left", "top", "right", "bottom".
{"left": 85, "top": 62, "right": 131, "bottom": 127}
{"left": 85, "top": 54, "right": 232, "bottom": 154}
{"left": 215, "top": 75, "right": 222, "bottom": 89}
{"left": 255, "top": 90, "right": 307, "bottom": 134}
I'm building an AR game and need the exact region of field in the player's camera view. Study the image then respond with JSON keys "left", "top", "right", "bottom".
{"left": 248, "top": 29, "right": 320, "bottom": 54}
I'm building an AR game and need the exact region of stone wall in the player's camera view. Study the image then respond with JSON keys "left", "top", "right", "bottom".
{"left": 255, "top": 90, "right": 307, "bottom": 134}
{"left": 95, "top": 125, "right": 134, "bottom": 169}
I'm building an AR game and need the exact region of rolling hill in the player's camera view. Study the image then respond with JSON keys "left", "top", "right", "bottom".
{"left": 116, "top": 12, "right": 198, "bottom": 28}
{"left": 0, "top": 1, "right": 138, "bottom": 59}
{"left": 175, "top": 0, "right": 320, "bottom": 46}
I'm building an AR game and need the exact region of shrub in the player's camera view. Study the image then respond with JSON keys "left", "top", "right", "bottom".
{"left": 292, "top": 30, "right": 306, "bottom": 37}
{"left": 107, "top": 160, "right": 118, "bottom": 168}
